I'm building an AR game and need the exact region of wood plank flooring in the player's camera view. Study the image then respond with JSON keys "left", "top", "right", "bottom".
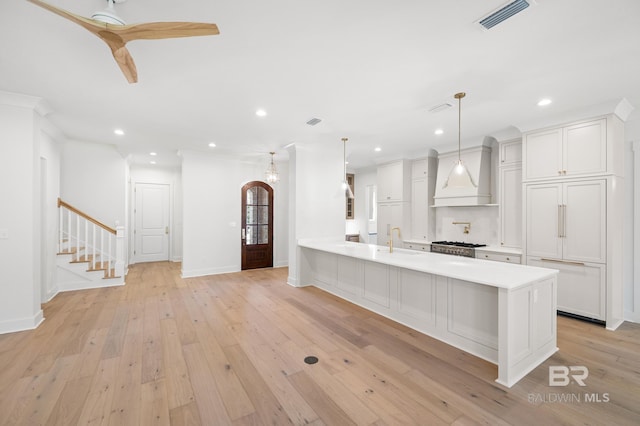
{"left": 0, "top": 262, "right": 638, "bottom": 425}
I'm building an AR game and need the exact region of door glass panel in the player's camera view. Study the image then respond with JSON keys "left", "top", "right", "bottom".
{"left": 258, "top": 225, "right": 269, "bottom": 244}
{"left": 258, "top": 206, "right": 268, "bottom": 224}
{"left": 247, "top": 187, "right": 257, "bottom": 205}
{"left": 258, "top": 187, "right": 269, "bottom": 205}
{"left": 246, "top": 206, "right": 257, "bottom": 225}
{"left": 246, "top": 225, "right": 257, "bottom": 244}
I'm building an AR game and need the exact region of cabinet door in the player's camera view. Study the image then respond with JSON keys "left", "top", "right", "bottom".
{"left": 377, "top": 203, "right": 391, "bottom": 245}
{"left": 526, "top": 183, "right": 562, "bottom": 259}
{"left": 411, "top": 177, "right": 428, "bottom": 240}
{"left": 499, "top": 165, "right": 522, "bottom": 248}
{"left": 564, "top": 119, "right": 607, "bottom": 177}
{"left": 524, "top": 128, "right": 563, "bottom": 180}
{"left": 377, "top": 161, "right": 404, "bottom": 201}
{"left": 528, "top": 257, "right": 605, "bottom": 321}
{"left": 499, "top": 140, "right": 522, "bottom": 166}
{"left": 563, "top": 180, "right": 606, "bottom": 263}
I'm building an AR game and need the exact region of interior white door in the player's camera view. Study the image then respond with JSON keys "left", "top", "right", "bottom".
{"left": 134, "top": 183, "right": 170, "bottom": 263}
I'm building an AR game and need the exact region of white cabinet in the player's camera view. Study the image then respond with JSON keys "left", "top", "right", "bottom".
{"left": 499, "top": 139, "right": 522, "bottom": 166}
{"left": 522, "top": 114, "right": 624, "bottom": 328}
{"left": 404, "top": 241, "right": 430, "bottom": 251}
{"left": 498, "top": 139, "right": 522, "bottom": 248}
{"left": 524, "top": 118, "right": 606, "bottom": 181}
{"left": 526, "top": 180, "right": 606, "bottom": 264}
{"left": 377, "top": 160, "right": 411, "bottom": 202}
{"left": 476, "top": 251, "right": 521, "bottom": 264}
{"left": 527, "top": 258, "right": 605, "bottom": 321}
{"left": 409, "top": 157, "right": 436, "bottom": 241}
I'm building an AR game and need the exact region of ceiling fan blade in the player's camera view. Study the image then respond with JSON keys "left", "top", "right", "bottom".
{"left": 110, "top": 45, "right": 138, "bottom": 84}
{"left": 114, "top": 22, "right": 220, "bottom": 43}
{"left": 26, "top": 0, "right": 109, "bottom": 36}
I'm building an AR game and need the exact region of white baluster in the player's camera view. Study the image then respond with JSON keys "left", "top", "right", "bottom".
{"left": 84, "top": 220, "right": 88, "bottom": 263}
{"left": 108, "top": 232, "right": 112, "bottom": 277}
{"left": 92, "top": 224, "right": 97, "bottom": 270}
{"left": 76, "top": 213, "right": 80, "bottom": 260}
{"left": 100, "top": 228, "right": 104, "bottom": 271}
{"left": 59, "top": 206, "right": 63, "bottom": 253}
{"left": 67, "top": 209, "right": 71, "bottom": 253}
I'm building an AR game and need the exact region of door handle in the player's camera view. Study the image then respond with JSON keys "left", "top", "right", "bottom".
{"left": 241, "top": 228, "right": 246, "bottom": 239}
{"left": 165, "top": 226, "right": 169, "bottom": 235}
{"left": 562, "top": 204, "right": 567, "bottom": 238}
{"left": 557, "top": 205, "right": 562, "bottom": 238}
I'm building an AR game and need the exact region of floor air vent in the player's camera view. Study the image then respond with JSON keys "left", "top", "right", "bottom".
{"left": 306, "top": 118, "right": 322, "bottom": 126}
{"left": 479, "top": 0, "right": 530, "bottom": 29}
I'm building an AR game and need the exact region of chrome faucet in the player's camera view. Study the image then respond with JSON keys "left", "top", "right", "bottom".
{"left": 390, "top": 227, "right": 401, "bottom": 253}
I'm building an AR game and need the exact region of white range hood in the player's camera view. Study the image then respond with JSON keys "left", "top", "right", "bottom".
{"left": 433, "top": 140, "right": 494, "bottom": 207}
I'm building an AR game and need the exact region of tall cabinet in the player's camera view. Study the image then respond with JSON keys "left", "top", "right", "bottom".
{"left": 498, "top": 139, "right": 522, "bottom": 248}
{"left": 377, "top": 160, "right": 411, "bottom": 248}
{"left": 522, "top": 115, "right": 624, "bottom": 329}
{"left": 410, "top": 157, "right": 437, "bottom": 241}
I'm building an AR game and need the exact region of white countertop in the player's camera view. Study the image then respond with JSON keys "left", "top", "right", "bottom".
{"left": 299, "top": 239, "right": 556, "bottom": 290}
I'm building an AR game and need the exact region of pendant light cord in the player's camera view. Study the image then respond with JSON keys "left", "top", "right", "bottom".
{"left": 454, "top": 92, "right": 465, "bottom": 162}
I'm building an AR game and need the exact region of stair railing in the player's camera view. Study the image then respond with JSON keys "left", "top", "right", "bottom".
{"left": 57, "top": 198, "right": 125, "bottom": 279}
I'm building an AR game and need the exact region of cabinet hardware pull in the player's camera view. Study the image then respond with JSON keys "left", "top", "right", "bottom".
{"left": 540, "top": 258, "right": 585, "bottom": 266}
{"left": 557, "top": 205, "right": 562, "bottom": 238}
{"left": 562, "top": 204, "right": 567, "bottom": 238}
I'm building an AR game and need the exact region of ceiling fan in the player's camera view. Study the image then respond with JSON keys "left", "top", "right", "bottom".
{"left": 27, "top": 0, "right": 220, "bottom": 83}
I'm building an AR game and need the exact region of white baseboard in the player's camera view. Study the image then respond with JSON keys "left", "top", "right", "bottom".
{"left": 0, "top": 309, "right": 44, "bottom": 335}
{"left": 624, "top": 310, "right": 640, "bottom": 324}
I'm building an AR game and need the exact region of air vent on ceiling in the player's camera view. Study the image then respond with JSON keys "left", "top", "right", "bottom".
{"left": 428, "top": 103, "right": 453, "bottom": 113}
{"left": 306, "top": 118, "right": 322, "bottom": 126}
{"left": 479, "top": 0, "right": 530, "bottom": 30}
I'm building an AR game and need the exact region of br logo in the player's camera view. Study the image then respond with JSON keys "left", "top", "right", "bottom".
{"left": 549, "top": 366, "right": 589, "bottom": 386}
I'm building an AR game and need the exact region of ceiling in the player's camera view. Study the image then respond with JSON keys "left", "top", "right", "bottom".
{"left": 2, "top": 0, "right": 639, "bottom": 169}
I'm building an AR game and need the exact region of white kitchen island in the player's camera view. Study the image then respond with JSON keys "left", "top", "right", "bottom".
{"left": 297, "top": 239, "right": 559, "bottom": 388}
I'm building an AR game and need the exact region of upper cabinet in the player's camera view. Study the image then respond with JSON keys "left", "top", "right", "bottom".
{"left": 377, "top": 160, "right": 411, "bottom": 202}
{"left": 523, "top": 118, "right": 611, "bottom": 181}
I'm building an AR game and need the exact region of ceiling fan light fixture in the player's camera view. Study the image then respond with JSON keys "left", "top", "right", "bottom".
{"left": 91, "top": 0, "right": 126, "bottom": 25}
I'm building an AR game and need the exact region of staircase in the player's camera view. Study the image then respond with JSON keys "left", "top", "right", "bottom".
{"left": 56, "top": 198, "right": 125, "bottom": 291}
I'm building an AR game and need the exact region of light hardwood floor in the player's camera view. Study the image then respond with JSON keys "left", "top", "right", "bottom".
{"left": 0, "top": 262, "right": 639, "bottom": 425}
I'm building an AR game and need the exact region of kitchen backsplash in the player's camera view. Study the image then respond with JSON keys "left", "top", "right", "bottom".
{"left": 435, "top": 206, "right": 499, "bottom": 245}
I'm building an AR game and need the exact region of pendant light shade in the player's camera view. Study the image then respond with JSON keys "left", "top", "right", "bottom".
{"left": 342, "top": 138, "right": 354, "bottom": 199}
{"left": 265, "top": 151, "right": 279, "bottom": 184}
{"left": 443, "top": 92, "right": 477, "bottom": 189}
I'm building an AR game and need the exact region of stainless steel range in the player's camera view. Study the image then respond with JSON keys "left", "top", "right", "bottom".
{"left": 430, "top": 241, "right": 487, "bottom": 258}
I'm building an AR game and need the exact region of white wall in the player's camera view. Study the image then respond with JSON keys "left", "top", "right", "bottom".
{"left": 181, "top": 152, "right": 289, "bottom": 277}
{"left": 0, "top": 93, "right": 46, "bottom": 333}
{"left": 129, "top": 165, "right": 183, "bottom": 262}
{"left": 61, "top": 140, "right": 127, "bottom": 227}
{"left": 288, "top": 141, "right": 345, "bottom": 286}
{"left": 626, "top": 116, "right": 640, "bottom": 322}
{"left": 38, "top": 125, "right": 62, "bottom": 302}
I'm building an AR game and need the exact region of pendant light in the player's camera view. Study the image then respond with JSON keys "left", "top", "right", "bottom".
{"left": 265, "top": 151, "right": 279, "bottom": 184}
{"left": 341, "top": 138, "right": 354, "bottom": 199}
{"left": 443, "top": 92, "right": 477, "bottom": 189}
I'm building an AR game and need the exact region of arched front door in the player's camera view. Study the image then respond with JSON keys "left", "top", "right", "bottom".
{"left": 241, "top": 181, "right": 274, "bottom": 270}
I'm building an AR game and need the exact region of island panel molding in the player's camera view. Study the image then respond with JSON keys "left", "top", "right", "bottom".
{"left": 297, "top": 239, "right": 558, "bottom": 387}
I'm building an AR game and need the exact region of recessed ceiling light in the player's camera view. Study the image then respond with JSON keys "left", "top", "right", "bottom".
{"left": 150, "top": 152, "right": 157, "bottom": 156}
{"left": 256, "top": 109, "right": 267, "bottom": 117}
{"left": 374, "top": 147, "right": 382, "bottom": 152}
{"left": 537, "top": 98, "right": 552, "bottom": 106}
{"left": 434, "top": 129, "right": 444, "bottom": 135}
{"left": 345, "top": 161, "right": 349, "bottom": 165}
{"left": 114, "top": 129, "right": 124, "bottom": 136}
{"left": 208, "top": 142, "right": 216, "bottom": 148}
{"left": 150, "top": 161, "right": 156, "bottom": 165}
